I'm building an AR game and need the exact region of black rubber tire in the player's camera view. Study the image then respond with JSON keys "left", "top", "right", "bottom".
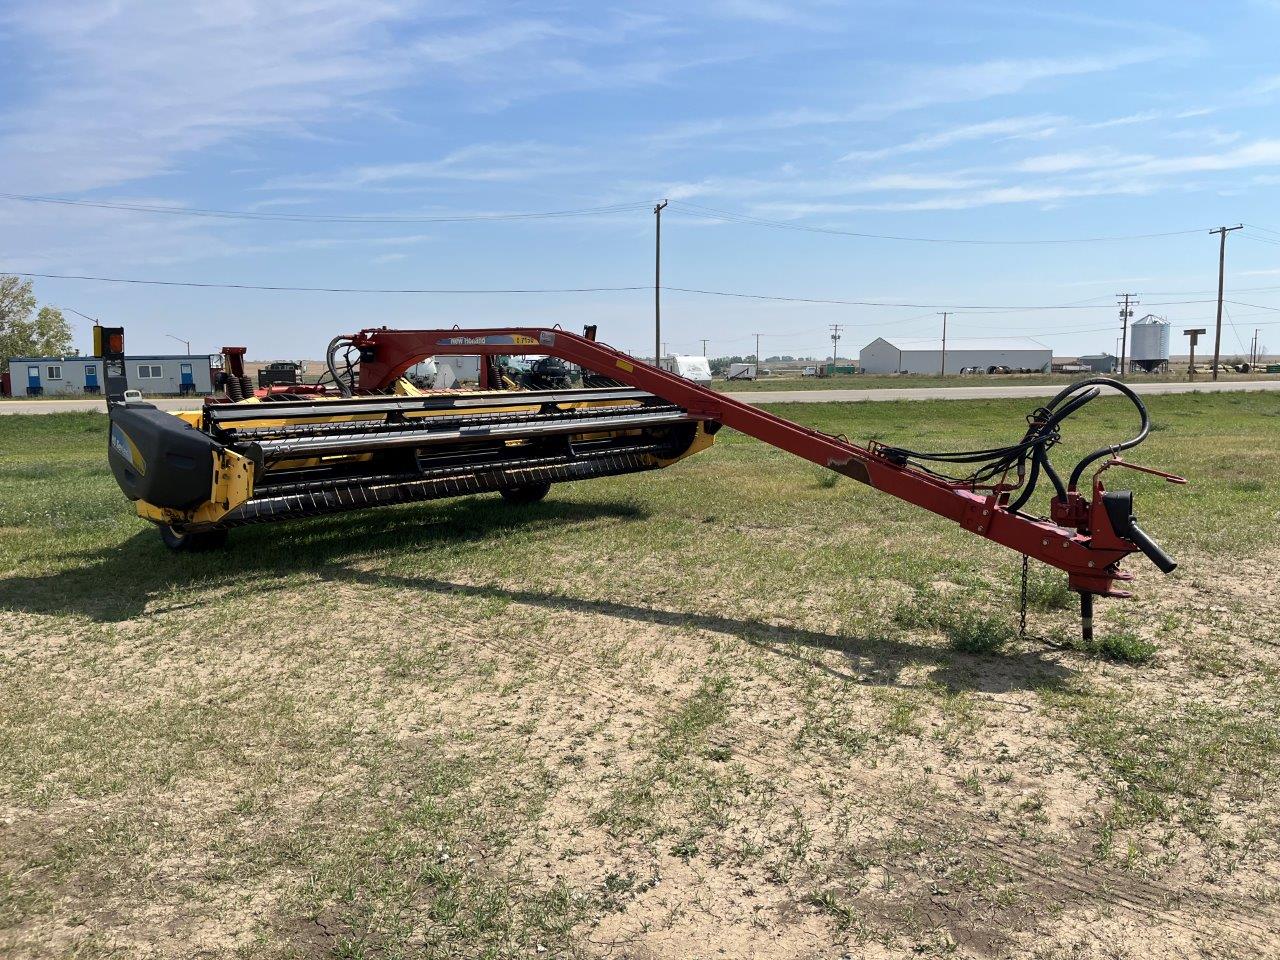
{"left": 159, "top": 525, "right": 229, "bottom": 552}
{"left": 499, "top": 482, "right": 551, "bottom": 505}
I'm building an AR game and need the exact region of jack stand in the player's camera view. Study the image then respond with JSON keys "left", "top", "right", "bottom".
{"left": 1079, "top": 591, "right": 1094, "bottom": 643}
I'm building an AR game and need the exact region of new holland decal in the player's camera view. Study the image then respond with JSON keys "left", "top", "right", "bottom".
{"left": 109, "top": 423, "right": 146, "bottom": 475}
{"left": 437, "top": 334, "right": 540, "bottom": 346}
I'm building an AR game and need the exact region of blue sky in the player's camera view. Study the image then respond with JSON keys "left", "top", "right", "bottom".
{"left": 3, "top": 1, "right": 1280, "bottom": 360}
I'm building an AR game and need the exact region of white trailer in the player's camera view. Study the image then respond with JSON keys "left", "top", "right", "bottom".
{"left": 660, "top": 355, "right": 713, "bottom": 385}
{"left": 434, "top": 355, "right": 481, "bottom": 385}
{"left": 726, "top": 362, "right": 757, "bottom": 381}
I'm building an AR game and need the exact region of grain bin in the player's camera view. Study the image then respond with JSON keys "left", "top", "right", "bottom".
{"left": 1129, "top": 315, "right": 1170, "bottom": 372}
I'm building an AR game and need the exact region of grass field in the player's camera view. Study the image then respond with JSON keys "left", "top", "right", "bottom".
{"left": 2, "top": 393, "right": 1278, "bottom": 959}
{"left": 716, "top": 370, "right": 1280, "bottom": 392}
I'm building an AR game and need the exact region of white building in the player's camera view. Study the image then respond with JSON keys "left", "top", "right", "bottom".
{"left": 859, "top": 337, "right": 1052, "bottom": 375}
{"left": 7, "top": 354, "right": 213, "bottom": 397}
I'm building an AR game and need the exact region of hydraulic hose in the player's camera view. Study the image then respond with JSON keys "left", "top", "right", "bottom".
{"left": 1060, "top": 378, "right": 1150, "bottom": 492}
{"left": 326, "top": 336, "right": 356, "bottom": 397}
{"left": 883, "top": 377, "right": 1151, "bottom": 516}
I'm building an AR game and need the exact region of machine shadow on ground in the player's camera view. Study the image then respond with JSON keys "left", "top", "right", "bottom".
{"left": 315, "top": 567, "right": 1076, "bottom": 695}
{"left": 0, "top": 497, "right": 646, "bottom": 622}
{"left": 0, "top": 492, "right": 1075, "bottom": 695}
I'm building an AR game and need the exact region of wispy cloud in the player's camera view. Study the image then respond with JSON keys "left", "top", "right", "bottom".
{"left": 0, "top": 190, "right": 440, "bottom": 273}
{"left": 1012, "top": 149, "right": 1154, "bottom": 174}
{"left": 1243, "top": 73, "right": 1280, "bottom": 96}
{"left": 748, "top": 180, "right": 1154, "bottom": 215}
{"left": 0, "top": 2, "right": 703, "bottom": 194}
{"left": 671, "top": 133, "right": 1279, "bottom": 214}
{"left": 403, "top": 13, "right": 735, "bottom": 109}
{"left": 1084, "top": 107, "right": 1215, "bottom": 129}
{"left": 658, "top": 170, "right": 992, "bottom": 202}
{"left": 265, "top": 143, "right": 588, "bottom": 191}
{"left": 869, "top": 49, "right": 1176, "bottom": 116}
{"left": 840, "top": 115, "right": 1064, "bottom": 162}
{"left": 1115, "top": 139, "right": 1280, "bottom": 177}
{"left": 711, "top": 0, "right": 833, "bottom": 29}
{"left": 412, "top": 19, "right": 571, "bottom": 65}
{"left": 649, "top": 47, "right": 1174, "bottom": 148}
{"left": 0, "top": 0, "right": 425, "bottom": 193}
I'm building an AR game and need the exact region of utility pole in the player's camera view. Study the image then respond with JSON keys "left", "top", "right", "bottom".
{"left": 653, "top": 199, "right": 668, "bottom": 365}
{"left": 1251, "top": 328, "right": 1260, "bottom": 367}
{"left": 700, "top": 338, "right": 709, "bottom": 357}
{"left": 829, "top": 324, "right": 842, "bottom": 375}
{"left": 1210, "top": 225, "right": 1242, "bottom": 381}
{"left": 1116, "top": 294, "right": 1137, "bottom": 377}
{"left": 754, "top": 333, "right": 761, "bottom": 369}
{"left": 938, "top": 311, "right": 949, "bottom": 377}
{"left": 166, "top": 333, "right": 191, "bottom": 356}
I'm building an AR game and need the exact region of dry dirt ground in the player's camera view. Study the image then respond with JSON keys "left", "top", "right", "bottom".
{"left": 1, "top": 396, "right": 1278, "bottom": 959}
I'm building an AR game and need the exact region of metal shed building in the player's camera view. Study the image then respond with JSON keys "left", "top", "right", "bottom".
{"left": 1079, "top": 353, "right": 1119, "bottom": 374}
{"left": 859, "top": 337, "right": 1052, "bottom": 375}
{"left": 7, "top": 355, "right": 213, "bottom": 397}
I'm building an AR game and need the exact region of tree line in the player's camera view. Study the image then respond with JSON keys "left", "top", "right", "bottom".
{"left": 0, "top": 275, "right": 73, "bottom": 371}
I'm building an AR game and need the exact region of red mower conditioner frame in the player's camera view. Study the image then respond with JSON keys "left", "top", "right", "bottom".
{"left": 349, "top": 325, "right": 1184, "bottom": 634}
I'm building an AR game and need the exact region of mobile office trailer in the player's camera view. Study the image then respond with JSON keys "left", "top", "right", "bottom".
{"left": 6, "top": 354, "right": 212, "bottom": 396}
{"left": 660, "top": 355, "right": 714, "bottom": 385}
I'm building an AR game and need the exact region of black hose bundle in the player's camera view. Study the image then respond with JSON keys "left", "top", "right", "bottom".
{"left": 325, "top": 336, "right": 360, "bottom": 396}
{"left": 880, "top": 378, "right": 1150, "bottom": 515}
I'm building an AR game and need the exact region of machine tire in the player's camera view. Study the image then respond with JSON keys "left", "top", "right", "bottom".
{"left": 500, "top": 482, "right": 551, "bottom": 505}
{"left": 159, "top": 525, "right": 229, "bottom": 552}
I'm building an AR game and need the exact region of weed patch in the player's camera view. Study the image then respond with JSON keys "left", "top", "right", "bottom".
{"left": 894, "top": 591, "right": 1016, "bottom": 654}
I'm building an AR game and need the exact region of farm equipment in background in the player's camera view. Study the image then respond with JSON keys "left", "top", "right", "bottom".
{"left": 257, "top": 361, "right": 305, "bottom": 389}
{"left": 513, "top": 356, "right": 576, "bottom": 391}
{"left": 214, "top": 347, "right": 336, "bottom": 400}
{"left": 103, "top": 324, "right": 1184, "bottom": 640}
{"left": 213, "top": 346, "right": 254, "bottom": 401}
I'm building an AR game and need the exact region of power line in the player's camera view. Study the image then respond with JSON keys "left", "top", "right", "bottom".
{"left": 60, "top": 306, "right": 100, "bottom": 324}
{"left": 1141, "top": 283, "right": 1280, "bottom": 295}
{"left": 6, "top": 269, "right": 1258, "bottom": 314}
{"left": 1222, "top": 303, "right": 1250, "bottom": 356}
{"left": 668, "top": 200, "right": 1212, "bottom": 245}
{"left": 0, "top": 192, "right": 654, "bottom": 224}
{"left": 3, "top": 271, "right": 648, "bottom": 294}
{"left": 1239, "top": 233, "right": 1280, "bottom": 247}
{"left": 663, "top": 285, "right": 1220, "bottom": 312}
{"left": 0, "top": 190, "right": 1224, "bottom": 244}
{"left": 1243, "top": 222, "right": 1280, "bottom": 237}
{"left": 1226, "top": 299, "right": 1280, "bottom": 313}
